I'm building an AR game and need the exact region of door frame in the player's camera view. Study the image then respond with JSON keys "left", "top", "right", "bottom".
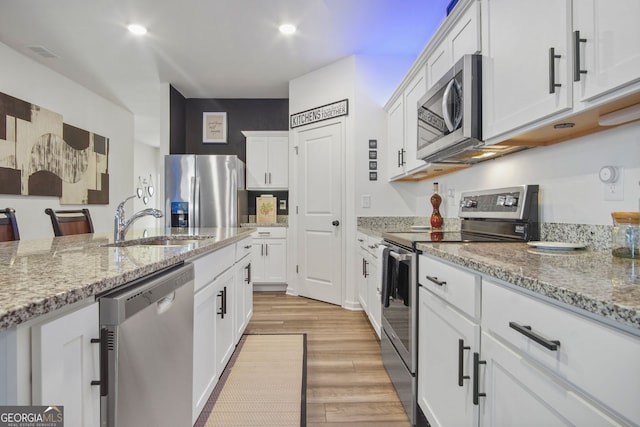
{"left": 287, "top": 117, "right": 347, "bottom": 307}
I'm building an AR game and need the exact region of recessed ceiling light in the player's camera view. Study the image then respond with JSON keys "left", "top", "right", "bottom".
{"left": 127, "top": 24, "right": 147, "bottom": 36}
{"left": 279, "top": 24, "right": 296, "bottom": 35}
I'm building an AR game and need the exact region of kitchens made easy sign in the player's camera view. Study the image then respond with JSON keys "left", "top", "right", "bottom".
{"left": 290, "top": 99, "right": 348, "bottom": 128}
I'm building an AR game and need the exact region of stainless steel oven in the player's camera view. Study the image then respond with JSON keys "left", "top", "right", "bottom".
{"left": 380, "top": 240, "right": 417, "bottom": 425}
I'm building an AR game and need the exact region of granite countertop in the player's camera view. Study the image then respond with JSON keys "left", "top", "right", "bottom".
{"left": 415, "top": 242, "right": 640, "bottom": 332}
{"left": 241, "top": 222, "right": 288, "bottom": 228}
{"left": 0, "top": 227, "right": 255, "bottom": 330}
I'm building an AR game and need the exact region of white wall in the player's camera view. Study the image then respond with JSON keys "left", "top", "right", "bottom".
{"left": 0, "top": 41, "right": 137, "bottom": 240}
{"left": 289, "top": 54, "right": 419, "bottom": 309}
{"left": 410, "top": 120, "right": 640, "bottom": 225}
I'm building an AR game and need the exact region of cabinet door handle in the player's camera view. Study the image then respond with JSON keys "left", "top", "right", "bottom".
{"left": 473, "top": 352, "right": 486, "bottom": 405}
{"left": 509, "top": 321, "right": 560, "bottom": 351}
{"left": 245, "top": 263, "right": 251, "bottom": 283}
{"left": 397, "top": 150, "right": 401, "bottom": 168}
{"left": 573, "top": 30, "right": 587, "bottom": 82}
{"left": 362, "top": 258, "right": 366, "bottom": 276}
{"left": 264, "top": 172, "right": 268, "bottom": 184}
{"left": 400, "top": 148, "right": 406, "bottom": 166}
{"left": 268, "top": 172, "right": 272, "bottom": 184}
{"left": 217, "top": 289, "right": 225, "bottom": 318}
{"left": 549, "top": 47, "right": 562, "bottom": 93}
{"left": 223, "top": 286, "right": 227, "bottom": 315}
{"left": 458, "top": 339, "right": 471, "bottom": 386}
{"left": 265, "top": 243, "right": 268, "bottom": 256}
{"left": 261, "top": 243, "right": 264, "bottom": 256}
{"left": 426, "top": 275, "right": 446, "bottom": 287}
{"left": 244, "top": 245, "right": 251, "bottom": 249}
{"left": 90, "top": 328, "right": 110, "bottom": 397}
{"left": 364, "top": 259, "right": 369, "bottom": 277}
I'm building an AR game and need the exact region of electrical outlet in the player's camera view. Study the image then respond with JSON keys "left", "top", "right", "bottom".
{"left": 603, "top": 170, "right": 624, "bottom": 201}
{"left": 361, "top": 195, "right": 371, "bottom": 208}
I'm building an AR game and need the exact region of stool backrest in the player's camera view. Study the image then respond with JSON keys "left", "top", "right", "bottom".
{"left": 45, "top": 208, "right": 95, "bottom": 236}
{"left": 0, "top": 208, "right": 20, "bottom": 242}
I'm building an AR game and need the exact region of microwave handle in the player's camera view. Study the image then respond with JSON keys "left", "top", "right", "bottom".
{"left": 442, "top": 78, "right": 457, "bottom": 132}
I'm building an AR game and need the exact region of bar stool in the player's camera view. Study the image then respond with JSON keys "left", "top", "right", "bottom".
{"left": 0, "top": 208, "right": 20, "bottom": 241}
{"left": 45, "top": 208, "right": 94, "bottom": 236}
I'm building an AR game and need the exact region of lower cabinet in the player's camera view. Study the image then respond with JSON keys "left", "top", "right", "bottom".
{"left": 31, "top": 302, "right": 100, "bottom": 427}
{"left": 213, "top": 268, "right": 235, "bottom": 377}
{"left": 234, "top": 252, "right": 252, "bottom": 342}
{"left": 417, "top": 284, "right": 479, "bottom": 427}
{"left": 366, "top": 241, "right": 381, "bottom": 338}
{"left": 480, "top": 331, "right": 621, "bottom": 427}
{"left": 251, "top": 228, "right": 287, "bottom": 284}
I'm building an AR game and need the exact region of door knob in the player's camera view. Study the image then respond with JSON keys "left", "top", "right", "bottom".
{"left": 332, "top": 220, "right": 340, "bottom": 226}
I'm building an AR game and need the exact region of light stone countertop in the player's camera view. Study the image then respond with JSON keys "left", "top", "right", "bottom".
{"left": 0, "top": 227, "right": 256, "bottom": 330}
{"left": 416, "top": 242, "right": 640, "bottom": 332}
{"left": 358, "top": 226, "right": 639, "bottom": 332}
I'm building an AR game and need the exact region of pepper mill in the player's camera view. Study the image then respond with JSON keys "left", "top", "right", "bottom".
{"left": 430, "top": 182, "right": 443, "bottom": 230}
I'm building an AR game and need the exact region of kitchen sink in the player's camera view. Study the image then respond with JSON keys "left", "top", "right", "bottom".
{"left": 103, "top": 235, "right": 215, "bottom": 248}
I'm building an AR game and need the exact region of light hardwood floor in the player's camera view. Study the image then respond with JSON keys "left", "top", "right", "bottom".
{"left": 246, "top": 292, "right": 411, "bottom": 427}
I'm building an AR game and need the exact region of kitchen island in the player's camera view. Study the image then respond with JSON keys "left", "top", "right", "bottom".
{"left": 0, "top": 227, "right": 255, "bottom": 330}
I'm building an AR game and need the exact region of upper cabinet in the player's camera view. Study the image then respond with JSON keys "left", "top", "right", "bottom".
{"left": 573, "top": 0, "right": 640, "bottom": 104}
{"left": 482, "top": 0, "right": 640, "bottom": 141}
{"left": 426, "top": 1, "right": 481, "bottom": 89}
{"left": 387, "top": 69, "right": 428, "bottom": 181}
{"left": 242, "top": 131, "right": 289, "bottom": 190}
{"left": 482, "top": 0, "right": 573, "bottom": 140}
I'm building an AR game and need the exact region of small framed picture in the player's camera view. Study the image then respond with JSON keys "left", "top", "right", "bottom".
{"left": 369, "top": 161, "right": 377, "bottom": 170}
{"left": 369, "top": 172, "right": 378, "bottom": 181}
{"left": 369, "top": 150, "right": 377, "bottom": 159}
{"left": 203, "top": 112, "right": 227, "bottom": 143}
{"left": 368, "top": 139, "right": 377, "bottom": 149}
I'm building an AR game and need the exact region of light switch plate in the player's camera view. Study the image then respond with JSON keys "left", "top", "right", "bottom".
{"left": 603, "top": 168, "right": 623, "bottom": 201}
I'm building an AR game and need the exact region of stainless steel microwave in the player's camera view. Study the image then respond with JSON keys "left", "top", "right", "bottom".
{"left": 417, "top": 54, "right": 482, "bottom": 163}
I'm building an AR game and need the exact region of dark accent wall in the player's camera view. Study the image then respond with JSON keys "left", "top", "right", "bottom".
{"left": 248, "top": 190, "right": 289, "bottom": 215}
{"left": 170, "top": 86, "right": 187, "bottom": 155}
{"left": 181, "top": 98, "right": 289, "bottom": 162}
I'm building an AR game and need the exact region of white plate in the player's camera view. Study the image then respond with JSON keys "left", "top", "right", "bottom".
{"left": 410, "top": 225, "right": 430, "bottom": 230}
{"left": 526, "top": 241, "right": 586, "bottom": 250}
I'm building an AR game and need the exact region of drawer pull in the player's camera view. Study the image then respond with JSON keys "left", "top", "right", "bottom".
{"left": 509, "top": 321, "right": 560, "bottom": 351}
{"left": 472, "top": 352, "right": 486, "bottom": 405}
{"left": 458, "top": 339, "right": 471, "bottom": 386}
{"left": 426, "top": 275, "right": 446, "bottom": 287}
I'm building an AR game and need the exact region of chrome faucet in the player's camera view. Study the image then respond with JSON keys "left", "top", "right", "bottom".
{"left": 114, "top": 195, "right": 164, "bottom": 242}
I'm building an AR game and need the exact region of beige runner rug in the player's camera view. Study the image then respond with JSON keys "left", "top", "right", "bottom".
{"left": 196, "top": 334, "right": 307, "bottom": 427}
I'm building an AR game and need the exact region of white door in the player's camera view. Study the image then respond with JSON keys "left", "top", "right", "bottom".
{"left": 295, "top": 119, "right": 343, "bottom": 305}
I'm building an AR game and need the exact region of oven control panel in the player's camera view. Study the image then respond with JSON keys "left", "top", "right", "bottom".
{"left": 459, "top": 185, "right": 538, "bottom": 220}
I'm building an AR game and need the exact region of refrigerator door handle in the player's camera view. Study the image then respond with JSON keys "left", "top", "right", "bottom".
{"left": 194, "top": 177, "right": 201, "bottom": 228}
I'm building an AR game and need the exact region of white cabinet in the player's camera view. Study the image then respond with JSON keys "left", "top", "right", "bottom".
{"left": 251, "top": 228, "right": 287, "bottom": 284}
{"left": 480, "top": 331, "right": 622, "bottom": 427}
{"left": 31, "top": 302, "right": 100, "bottom": 427}
{"left": 573, "top": 0, "right": 640, "bottom": 103}
{"left": 356, "top": 233, "right": 369, "bottom": 313}
{"left": 192, "top": 277, "right": 220, "bottom": 423}
{"left": 191, "top": 243, "right": 240, "bottom": 423}
{"left": 243, "top": 130, "right": 289, "bottom": 190}
{"left": 482, "top": 0, "right": 573, "bottom": 139}
{"left": 426, "top": 1, "right": 480, "bottom": 89}
{"left": 417, "top": 255, "right": 481, "bottom": 427}
{"left": 213, "top": 268, "right": 235, "bottom": 377}
{"left": 418, "top": 288, "right": 479, "bottom": 427}
{"left": 366, "top": 238, "right": 381, "bottom": 338}
{"left": 234, "top": 237, "right": 253, "bottom": 342}
{"left": 387, "top": 70, "right": 428, "bottom": 181}
{"left": 483, "top": 0, "right": 640, "bottom": 141}
{"left": 481, "top": 279, "right": 640, "bottom": 425}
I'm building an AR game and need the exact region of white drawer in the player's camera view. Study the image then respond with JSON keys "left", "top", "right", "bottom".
{"left": 419, "top": 255, "right": 480, "bottom": 318}
{"left": 254, "top": 227, "right": 286, "bottom": 239}
{"left": 482, "top": 279, "right": 640, "bottom": 423}
{"left": 235, "top": 237, "right": 252, "bottom": 261}
{"left": 191, "top": 244, "right": 235, "bottom": 292}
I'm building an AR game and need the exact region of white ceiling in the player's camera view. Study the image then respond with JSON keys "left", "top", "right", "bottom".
{"left": 0, "top": 0, "right": 450, "bottom": 146}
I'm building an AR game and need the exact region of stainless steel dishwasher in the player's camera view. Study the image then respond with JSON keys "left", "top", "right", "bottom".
{"left": 97, "top": 262, "right": 194, "bottom": 427}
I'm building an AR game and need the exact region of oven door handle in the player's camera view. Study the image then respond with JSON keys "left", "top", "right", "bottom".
{"left": 389, "top": 251, "right": 411, "bottom": 261}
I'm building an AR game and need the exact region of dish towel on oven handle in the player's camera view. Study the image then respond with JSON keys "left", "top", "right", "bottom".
{"left": 379, "top": 244, "right": 393, "bottom": 307}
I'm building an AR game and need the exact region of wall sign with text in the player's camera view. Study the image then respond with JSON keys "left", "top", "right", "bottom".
{"left": 290, "top": 99, "right": 348, "bottom": 128}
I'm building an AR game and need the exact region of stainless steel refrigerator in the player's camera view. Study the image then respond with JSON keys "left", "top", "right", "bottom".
{"left": 164, "top": 155, "right": 247, "bottom": 228}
